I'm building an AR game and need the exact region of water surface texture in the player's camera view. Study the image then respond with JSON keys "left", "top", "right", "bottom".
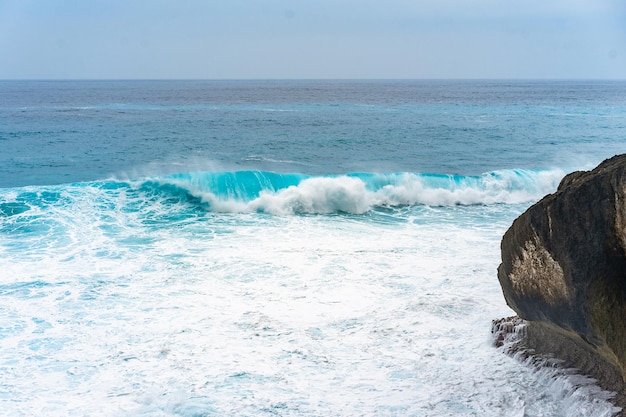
{"left": 1, "top": 80, "right": 625, "bottom": 416}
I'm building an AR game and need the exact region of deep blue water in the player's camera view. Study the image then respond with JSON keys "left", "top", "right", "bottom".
{"left": 0, "top": 80, "right": 625, "bottom": 416}
{"left": 2, "top": 80, "right": 625, "bottom": 188}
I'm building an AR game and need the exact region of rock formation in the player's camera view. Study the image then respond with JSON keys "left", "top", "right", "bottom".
{"left": 495, "top": 154, "right": 626, "bottom": 412}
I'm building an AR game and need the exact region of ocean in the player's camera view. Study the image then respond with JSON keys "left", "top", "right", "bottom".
{"left": 1, "top": 80, "right": 625, "bottom": 416}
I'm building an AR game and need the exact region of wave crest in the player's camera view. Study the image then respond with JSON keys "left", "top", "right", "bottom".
{"left": 251, "top": 176, "right": 374, "bottom": 214}
{"left": 150, "top": 169, "right": 565, "bottom": 215}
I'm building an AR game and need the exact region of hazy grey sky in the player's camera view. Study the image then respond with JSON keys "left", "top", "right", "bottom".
{"left": 1, "top": 0, "right": 625, "bottom": 79}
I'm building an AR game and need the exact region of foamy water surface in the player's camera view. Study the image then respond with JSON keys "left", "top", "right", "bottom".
{"left": 0, "top": 178, "right": 620, "bottom": 416}
{"left": 2, "top": 80, "right": 626, "bottom": 416}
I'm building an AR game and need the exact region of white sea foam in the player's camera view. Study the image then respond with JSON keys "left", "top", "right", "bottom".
{"left": 249, "top": 176, "right": 374, "bottom": 214}
{"left": 0, "top": 183, "right": 618, "bottom": 416}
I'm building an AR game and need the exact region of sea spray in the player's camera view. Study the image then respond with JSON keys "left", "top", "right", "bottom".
{"left": 2, "top": 80, "right": 625, "bottom": 416}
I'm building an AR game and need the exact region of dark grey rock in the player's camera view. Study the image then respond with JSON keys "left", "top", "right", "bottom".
{"left": 496, "top": 154, "right": 626, "bottom": 413}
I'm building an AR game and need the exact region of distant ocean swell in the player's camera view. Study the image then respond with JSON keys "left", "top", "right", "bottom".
{"left": 1, "top": 168, "right": 565, "bottom": 218}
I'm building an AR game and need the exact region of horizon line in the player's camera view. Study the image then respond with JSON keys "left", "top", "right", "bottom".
{"left": 2, "top": 77, "right": 626, "bottom": 82}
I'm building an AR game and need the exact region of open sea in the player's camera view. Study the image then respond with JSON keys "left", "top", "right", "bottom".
{"left": 1, "top": 80, "right": 625, "bottom": 416}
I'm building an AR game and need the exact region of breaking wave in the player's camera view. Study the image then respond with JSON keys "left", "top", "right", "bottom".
{"left": 139, "top": 168, "right": 564, "bottom": 215}
{"left": 1, "top": 169, "right": 566, "bottom": 217}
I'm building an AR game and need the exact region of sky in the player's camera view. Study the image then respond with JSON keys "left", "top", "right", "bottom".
{"left": 0, "top": 0, "right": 625, "bottom": 79}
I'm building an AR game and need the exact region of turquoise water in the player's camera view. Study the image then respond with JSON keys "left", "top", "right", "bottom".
{"left": 1, "top": 80, "right": 625, "bottom": 416}
{"left": 2, "top": 80, "right": 625, "bottom": 187}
